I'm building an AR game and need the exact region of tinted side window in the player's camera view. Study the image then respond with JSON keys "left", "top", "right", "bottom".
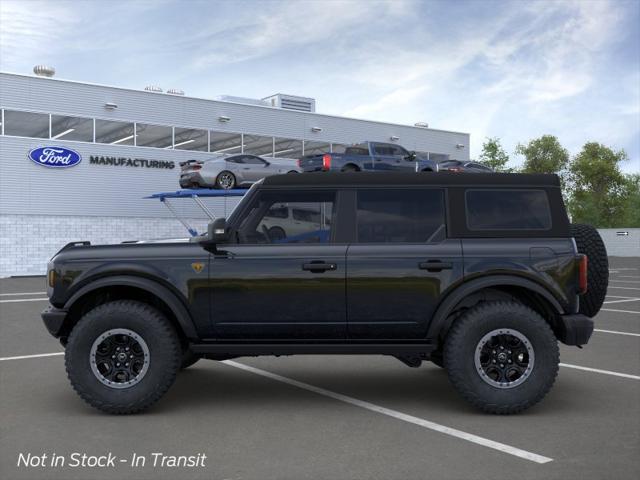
{"left": 238, "top": 191, "right": 335, "bottom": 244}
{"left": 243, "top": 155, "right": 266, "bottom": 165}
{"left": 356, "top": 189, "right": 445, "bottom": 243}
{"left": 465, "top": 189, "right": 551, "bottom": 230}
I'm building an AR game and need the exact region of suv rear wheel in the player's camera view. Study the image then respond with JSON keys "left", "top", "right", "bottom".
{"left": 65, "top": 300, "right": 181, "bottom": 414}
{"left": 444, "top": 301, "right": 559, "bottom": 414}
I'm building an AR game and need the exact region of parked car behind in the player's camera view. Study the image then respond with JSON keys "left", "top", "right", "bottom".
{"left": 438, "top": 159, "right": 493, "bottom": 173}
{"left": 179, "top": 154, "right": 300, "bottom": 189}
{"left": 298, "top": 141, "right": 438, "bottom": 173}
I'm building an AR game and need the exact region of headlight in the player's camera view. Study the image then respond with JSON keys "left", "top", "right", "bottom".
{"left": 48, "top": 269, "right": 57, "bottom": 288}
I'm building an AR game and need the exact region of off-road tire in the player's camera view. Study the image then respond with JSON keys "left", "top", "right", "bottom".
{"left": 65, "top": 300, "right": 181, "bottom": 414}
{"left": 571, "top": 223, "right": 608, "bottom": 317}
{"left": 180, "top": 350, "right": 201, "bottom": 369}
{"left": 444, "top": 301, "right": 559, "bottom": 414}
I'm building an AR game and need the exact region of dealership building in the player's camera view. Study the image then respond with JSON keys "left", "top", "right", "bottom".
{"left": 0, "top": 69, "right": 470, "bottom": 277}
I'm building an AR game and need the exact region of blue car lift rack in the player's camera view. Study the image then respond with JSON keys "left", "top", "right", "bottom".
{"left": 145, "top": 189, "right": 246, "bottom": 237}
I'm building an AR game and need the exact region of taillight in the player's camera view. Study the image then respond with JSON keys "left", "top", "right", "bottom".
{"left": 449, "top": 167, "right": 463, "bottom": 173}
{"left": 322, "top": 154, "right": 332, "bottom": 170}
{"left": 578, "top": 255, "right": 588, "bottom": 294}
{"left": 297, "top": 159, "right": 302, "bottom": 168}
{"left": 191, "top": 164, "right": 202, "bottom": 170}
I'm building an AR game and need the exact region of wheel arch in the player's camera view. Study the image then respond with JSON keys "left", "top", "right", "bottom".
{"left": 427, "top": 275, "right": 564, "bottom": 342}
{"left": 61, "top": 275, "right": 198, "bottom": 343}
{"left": 342, "top": 163, "right": 361, "bottom": 171}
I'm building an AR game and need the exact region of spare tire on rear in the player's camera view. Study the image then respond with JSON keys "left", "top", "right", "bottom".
{"left": 571, "top": 223, "right": 608, "bottom": 317}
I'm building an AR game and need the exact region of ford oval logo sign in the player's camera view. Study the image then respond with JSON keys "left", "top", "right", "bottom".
{"left": 28, "top": 146, "right": 82, "bottom": 168}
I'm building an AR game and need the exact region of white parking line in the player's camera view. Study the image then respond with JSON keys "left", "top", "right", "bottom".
{"left": 594, "top": 328, "right": 640, "bottom": 337}
{"left": 603, "top": 298, "right": 640, "bottom": 304}
{"left": 601, "top": 308, "right": 640, "bottom": 315}
{"left": 0, "top": 292, "right": 47, "bottom": 296}
{"left": 560, "top": 363, "right": 640, "bottom": 380}
{"left": 609, "top": 280, "right": 640, "bottom": 284}
{"left": 614, "top": 276, "right": 640, "bottom": 279}
{"left": 607, "top": 286, "right": 640, "bottom": 291}
{"left": 223, "top": 360, "right": 553, "bottom": 464}
{"left": 0, "top": 352, "right": 63, "bottom": 361}
{"left": 0, "top": 297, "right": 49, "bottom": 304}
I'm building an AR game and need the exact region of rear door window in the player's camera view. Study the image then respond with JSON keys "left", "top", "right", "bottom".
{"left": 356, "top": 189, "right": 445, "bottom": 243}
{"left": 465, "top": 189, "right": 551, "bottom": 230}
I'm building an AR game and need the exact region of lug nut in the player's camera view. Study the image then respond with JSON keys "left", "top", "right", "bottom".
{"left": 500, "top": 364, "right": 504, "bottom": 368}
{"left": 111, "top": 355, "right": 115, "bottom": 359}
{"left": 116, "top": 363, "right": 120, "bottom": 367}
{"left": 125, "top": 363, "right": 129, "bottom": 367}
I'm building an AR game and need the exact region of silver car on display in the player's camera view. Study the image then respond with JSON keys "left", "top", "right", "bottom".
{"left": 179, "top": 154, "right": 301, "bottom": 189}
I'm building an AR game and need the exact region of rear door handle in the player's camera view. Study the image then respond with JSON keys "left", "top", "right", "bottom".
{"left": 302, "top": 262, "right": 337, "bottom": 273}
{"left": 418, "top": 261, "right": 453, "bottom": 272}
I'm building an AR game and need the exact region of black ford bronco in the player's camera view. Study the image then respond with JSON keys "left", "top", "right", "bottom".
{"left": 42, "top": 173, "right": 608, "bottom": 414}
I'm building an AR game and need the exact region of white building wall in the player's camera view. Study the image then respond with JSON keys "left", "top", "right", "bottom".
{"left": 597, "top": 229, "right": 640, "bottom": 257}
{"left": 0, "top": 214, "right": 213, "bottom": 277}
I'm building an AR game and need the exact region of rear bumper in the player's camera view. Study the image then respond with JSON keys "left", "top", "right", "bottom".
{"left": 42, "top": 305, "right": 68, "bottom": 338}
{"left": 557, "top": 314, "right": 594, "bottom": 346}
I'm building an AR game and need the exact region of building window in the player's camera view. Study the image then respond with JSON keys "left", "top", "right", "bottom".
{"left": 210, "top": 131, "right": 243, "bottom": 154}
{"left": 244, "top": 134, "right": 274, "bottom": 157}
{"left": 303, "top": 140, "right": 331, "bottom": 156}
{"left": 273, "top": 137, "right": 303, "bottom": 159}
{"left": 95, "top": 119, "right": 135, "bottom": 145}
{"left": 135, "top": 123, "right": 173, "bottom": 148}
{"left": 51, "top": 115, "right": 93, "bottom": 142}
{"left": 3, "top": 110, "right": 49, "bottom": 138}
{"left": 174, "top": 127, "right": 208, "bottom": 151}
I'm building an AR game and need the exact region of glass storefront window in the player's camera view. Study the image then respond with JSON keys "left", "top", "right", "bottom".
{"left": 174, "top": 127, "right": 208, "bottom": 151}
{"left": 210, "top": 131, "right": 243, "bottom": 154}
{"left": 136, "top": 123, "right": 173, "bottom": 148}
{"left": 3, "top": 110, "right": 49, "bottom": 138}
{"left": 244, "top": 134, "right": 274, "bottom": 157}
{"left": 303, "top": 140, "right": 331, "bottom": 156}
{"left": 51, "top": 115, "right": 93, "bottom": 142}
{"left": 95, "top": 119, "right": 135, "bottom": 145}
{"left": 273, "top": 137, "right": 303, "bottom": 158}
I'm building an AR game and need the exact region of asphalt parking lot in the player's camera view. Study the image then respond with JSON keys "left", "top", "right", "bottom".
{"left": 1, "top": 257, "right": 639, "bottom": 480}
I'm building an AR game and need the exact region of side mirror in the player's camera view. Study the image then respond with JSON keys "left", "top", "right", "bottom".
{"left": 405, "top": 151, "right": 417, "bottom": 161}
{"left": 204, "top": 217, "right": 228, "bottom": 244}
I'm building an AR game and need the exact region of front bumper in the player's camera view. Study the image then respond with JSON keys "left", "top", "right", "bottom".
{"left": 179, "top": 172, "right": 207, "bottom": 187}
{"left": 557, "top": 314, "right": 594, "bottom": 346}
{"left": 42, "top": 305, "right": 68, "bottom": 338}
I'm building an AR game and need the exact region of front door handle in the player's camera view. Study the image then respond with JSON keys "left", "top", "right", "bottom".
{"left": 302, "top": 261, "right": 337, "bottom": 273}
{"left": 418, "top": 261, "right": 453, "bottom": 272}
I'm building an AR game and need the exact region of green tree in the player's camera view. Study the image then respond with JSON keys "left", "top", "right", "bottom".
{"left": 515, "top": 135, "right": 570, "bottom": 177}
{"left": 567, "top": 142, "right": 629, "bottom": 227}
{"left": 619, "top": 173, "right": 640, "bottom": 227}
{"left": 479, "top": 137, "right": 511, "bottom": 172}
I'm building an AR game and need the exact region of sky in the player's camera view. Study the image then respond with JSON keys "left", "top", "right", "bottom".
{"left": 1, "top": 0, "right": 638, "bottom": 172}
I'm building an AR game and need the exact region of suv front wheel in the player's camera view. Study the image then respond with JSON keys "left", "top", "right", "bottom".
{"left": 444, "top": 301, "right": 559, "bottom": 414}
{"left": 65, "top": 300, "right": 182, "bottom": 414}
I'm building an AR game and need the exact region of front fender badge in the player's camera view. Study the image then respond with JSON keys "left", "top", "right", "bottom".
{"left": 191, "top": 262, "right": 205, "bottom": 273}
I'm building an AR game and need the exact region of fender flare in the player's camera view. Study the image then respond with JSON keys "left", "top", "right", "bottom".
{"left": 426, "top": 275, "right": 565, "bottom": 341}
{"left": 64, "top": 275, "right": 198, "bottom": 339}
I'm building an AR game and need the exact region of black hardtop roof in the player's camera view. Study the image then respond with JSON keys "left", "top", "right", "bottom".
{"left": 262, "top": 172, "right": 561, "bottom": 188}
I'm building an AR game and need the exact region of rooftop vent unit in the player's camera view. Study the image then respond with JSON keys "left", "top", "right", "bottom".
{"left": 414, "top": 122, "right": 429, "bottom": 128}
{"left": 167, "top": 88, "right": 185, "bottom": 96}
{"left": 262, "top": 94, "right": 316, "bottom": 113}
{"left": 216, "top": 95, "right": 270, "bottom": 107}
{"left": 144, "top": 85, "right": 163, "bottom": 93}
{"left": 33, "top": 65, "right": 55, "bottom": 77}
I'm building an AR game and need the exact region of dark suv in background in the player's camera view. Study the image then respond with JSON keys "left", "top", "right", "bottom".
{"left": 42, "top": 173, "right": 608, "bottom": 415}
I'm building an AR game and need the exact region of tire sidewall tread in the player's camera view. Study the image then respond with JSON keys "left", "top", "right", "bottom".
{"left": 65, "top": 300, "right": 181, "bottom": 414}
{"left": 444, "top": 301, "right": 559, "bottom": 414}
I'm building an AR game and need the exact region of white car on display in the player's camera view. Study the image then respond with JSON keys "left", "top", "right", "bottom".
{"left": 179, "top": 154, "right": 301, "bottom": 189}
